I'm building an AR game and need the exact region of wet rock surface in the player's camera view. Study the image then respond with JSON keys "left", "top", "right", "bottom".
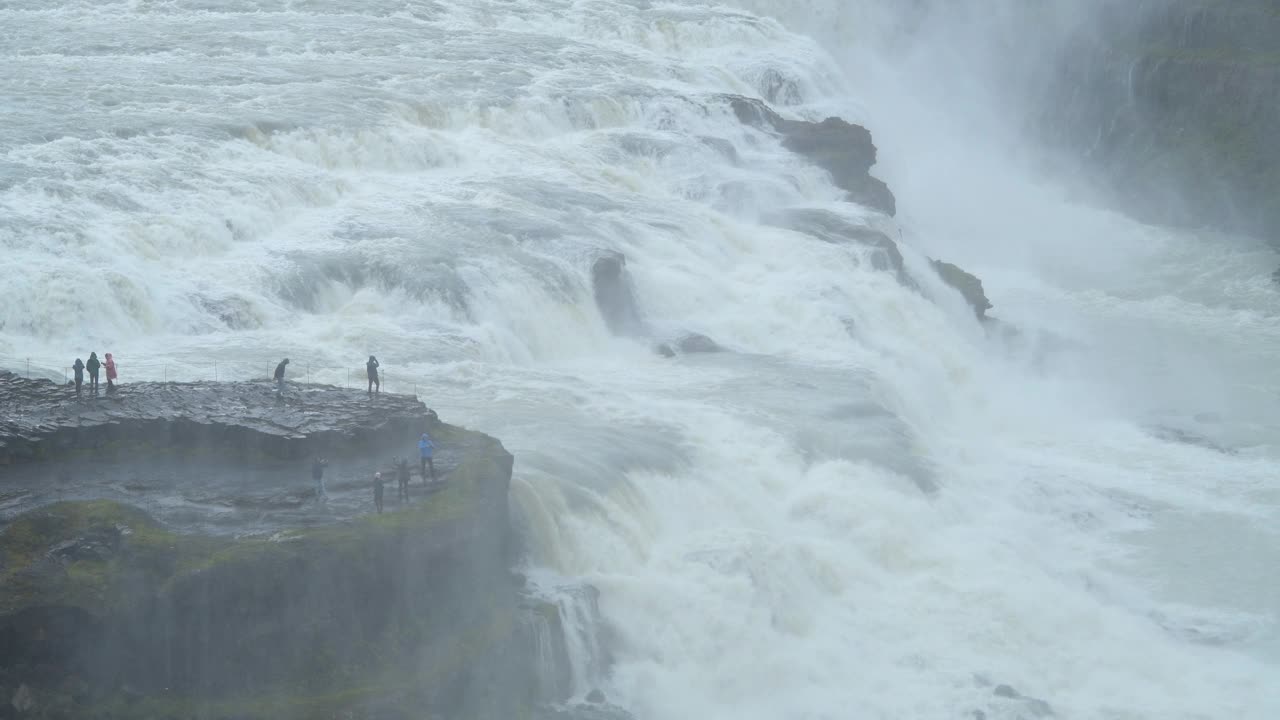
{"left": 765, "top": 208, "right": 912, "bottom": 285}
{"left": 724, "top": 95, "right": 897, "bottom": 216}
{"left": 1040, "top": 2, "right": 1280, "bottom": 243}
{"left": 0, "top": 370, "right": 430, "bottom": 464}
{"left": 931, "top": 259, "right": 994, "bottom": 320}
{"left": 0, "top": 372, "right": 485, "bottom": 536}
{"left": 592, "top": 251, "right": 647, "bottom": 337}
{"left": 0, "top": 373, "right": 531, "bottom": 720}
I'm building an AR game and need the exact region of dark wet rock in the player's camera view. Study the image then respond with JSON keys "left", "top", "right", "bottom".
{"left": 586, "top": 689, "right": 607, "bottom": 704}
{"left": 992, "top": 684, "right": 1055, "bottom": 718}
{"left": 754, "top": 66, "right": 806, "bottom": 106}
{"left": 699, "top": 136, "right": 740, "bottom": 165}
{"left": 764, "top": 208, "right": 911, "bottom": 285}
{"left": 0, "top": 373, "right": 543, "bottom": 720}
{"left": 592, "top": 252, "right": 647, "bottom": 337}
{"left": 1039, "top": 2, "right": 1280, "bottom": 244}
{"left": 1272, "top": 265, "right": 1280, "bottom": 286}
{"left": 655, "top": 333, "right": 725, "bottom": 358}
{"left": 676, "top": 333, "right": 724, "bottom": 354}
{"left": 724, "top": 96, "right": 896, "bottom": 215}
{"left": 1148, "top": 425, "right": 1234, "bottom": 454}
{"left": 535, "top": 701, "right": 635, "bottom": 720}
{"left": 0, "top": 370, "right": 437, "bottom": 467}
{"left": 931, "top": 259, "right": 994, "bottom": 320}
{"left": 193, "top": 293, "right": 262, "bottom": 331}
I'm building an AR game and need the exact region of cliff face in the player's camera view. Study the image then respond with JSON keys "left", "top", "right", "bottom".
{"left": 1037, "top": 1, "right": 1280, "bottom": 242}
{"left": 0, "top": 373, "right": 541, "bottom": 720}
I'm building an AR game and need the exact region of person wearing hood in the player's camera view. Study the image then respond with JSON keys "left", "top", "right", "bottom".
{"left": 86, "top": 352, "right": 101, "bottom": 394}
{"left": 274, "top": 358, "right": 290, "bottom": 395}
{"left": 366, "top": 355, "right": 380, "bottom": 395}
{"left": 104, "top": 353, "right": 118, "bottom": 393}
{"left": 418, "top": 432, "right": 436, "bottom": 484}
{"left": 373, "top": 471, "right": 384, "bottom": 514}
{"left": 72, "top": 358, "right": 85, "bottom": 397}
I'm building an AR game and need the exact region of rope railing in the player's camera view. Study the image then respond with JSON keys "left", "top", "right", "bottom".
{"left": 0, "top": 354, "right": 419, "bottom": 398}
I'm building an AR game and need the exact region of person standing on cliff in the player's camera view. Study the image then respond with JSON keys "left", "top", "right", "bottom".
{"left": 312, "top": 457, "right": 327, "bottom": 499}
{"left": 418, "top": 432, "right": 436, "bottom": 484}
{"left": 72, "top": 358, "right": 85, "bottom": 398}
{"left": 86, "top": 352, "right": 101, "bottom": 394}
{"left": 396, "top": 457, "right": 410, "bottom": 502}
{"left": 274, "top": 358, "right": 290, "bottom": 396}
{"left": 373, "top": 471, "right": 384, "bottom": 514}
{"left": 366, "top": 355, "right": 380, "bottom": 395}
{"left": 104, "top": 353, "right": 118, "bottom": 394}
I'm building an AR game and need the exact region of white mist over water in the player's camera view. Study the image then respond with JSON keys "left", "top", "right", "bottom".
{"left": 2, "top": 0, "right": 1279, "bottom": 718}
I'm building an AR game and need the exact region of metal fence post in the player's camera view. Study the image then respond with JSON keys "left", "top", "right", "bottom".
{"left": 214, "top": 361, "right": 218, "bottom": 382}
{"left": 164, "top": 365, "right": 168, "bottom": 383}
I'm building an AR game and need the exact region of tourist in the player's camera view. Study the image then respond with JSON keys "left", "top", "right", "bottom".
{"left": 396, "top": 457, "right": 410, "bottom": 502}
{"left": 274, "top": 358, "right": 289, "bottom": 395}
{"left": 312, "top": 457, "right": 327, "bottom": 499}
{"left": 418, "top": 432, "right": 436, "bottom": 484}
{"left": 366, "top": 355, "right": 380, "bottom": 395}
{"left": 86, "top": 352, "right": 101, "bottom": 394}
{"left": 72, "top": 358, "right": 84, "bottom": 397}
{"left": 374, "top": 472, "right": 384, "bottom": 514}
{"left": 104, "top": 353, "right": 118, "bottom": 393}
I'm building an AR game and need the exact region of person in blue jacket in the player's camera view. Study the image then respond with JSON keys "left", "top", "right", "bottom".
{"left": 418, "top": 432, "right": 436, "bottom": 484}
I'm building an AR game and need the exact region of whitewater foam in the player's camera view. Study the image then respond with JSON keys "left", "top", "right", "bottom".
{"left": 2, "top": 0, "right": 1278, "bottom": 718}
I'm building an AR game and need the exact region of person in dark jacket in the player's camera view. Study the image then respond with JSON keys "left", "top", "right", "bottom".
{"left": 72, "top": 358, "right": 85, "bottom": 397}
{"left": 274, "top": 358, "right": 290, "bottom": 395}
{"left": 86, "top": 352, "right": 101, "bottom": 394}
{"left": 366, "top": 355, "right": 380, "bottom": 395}
{"left": 373, "top": 472, "right": 384, "bottom": 514}
{"left": 396, "top": 457, "right": 410, "bottom": 503}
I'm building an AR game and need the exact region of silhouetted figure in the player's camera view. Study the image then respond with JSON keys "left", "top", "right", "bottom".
{"left": 418, "top": 432, "right": 436, "bottom": 484}
{"left": 86, "top": 352, "right": 101, "bottom": 394}
{"left": 396, "top": 457, "right": 410, "bottom": 502}
{"left": 274, "top": 358, "right": 290, "bottom": 396}
{"left": 72, "top": 358, "right": 84, "bottom": 398}
{"left": 311, "top": 457, "right": 327, "bottom": 499}
{"left": 104, "top": 353, "right": 118, "bottom": 394}
{"left": 374, "top": 472, "right": 384, "bottom": 514}
{"left": 367, "top": 355, "right": 380, "bottom": 395}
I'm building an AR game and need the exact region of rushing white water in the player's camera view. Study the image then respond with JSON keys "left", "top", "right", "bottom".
{"left": 3, "top": 1, "right": 1279, "bottom": 718}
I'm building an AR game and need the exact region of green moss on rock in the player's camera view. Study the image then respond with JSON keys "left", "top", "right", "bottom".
{"left": 0, "top": 423, "right": 522, "bottom": 720}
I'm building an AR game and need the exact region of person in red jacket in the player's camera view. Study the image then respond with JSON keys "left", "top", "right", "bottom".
{"left": 104, "top": 353, "right": 118, "bottom": 393}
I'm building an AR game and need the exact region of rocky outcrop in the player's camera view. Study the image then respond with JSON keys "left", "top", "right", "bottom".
{"left": 592, "top": 251, "right": 647, "bottom": 337}
{"left": 0, "top": 373, "right": 559, "bottom": 720}
{"left": 724, "top": 96, "right": 897, "bottom": 216}
{"left": 765, "top": 208, "right": 911, "bottom": 284}
{"left": 656, "top": 333, "right": 725, "bottom": 357}
{"left": 763, "top": 209, "right": 995, "bottom": 319}
{"left": 931, "top": 259, "right": 993, "bottom": 320}
{"left": 970, "top": 677, "right": 1056, "bottom": 720}
{"left": 1038, "top": 2, "right": 1280, "bottom": 243}
{"left": 0, "top": 371, "right": 435, "bottom": 467}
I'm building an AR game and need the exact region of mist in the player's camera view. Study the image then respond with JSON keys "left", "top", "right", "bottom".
{"left": 2, "top": 1, "right": 1278, "bottom": 718}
